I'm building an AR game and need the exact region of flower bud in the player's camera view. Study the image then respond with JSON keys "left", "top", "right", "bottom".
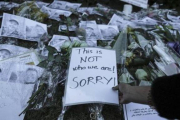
{"left": 135, "top": 69, "right": 148, "bottom": 80}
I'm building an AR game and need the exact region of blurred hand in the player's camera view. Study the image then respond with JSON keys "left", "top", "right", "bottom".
{"left": 112, "top": 83, "right": 131, "bottom": 104}
{"left": 113, "top": 83, "right": 151, "bottom": 105}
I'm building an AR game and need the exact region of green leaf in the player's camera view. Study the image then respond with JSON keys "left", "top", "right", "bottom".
{"left": 46, "top": 46, "right": 58, "bottom": 53}
{"left": 55, "top": 55, "right": 61, "bottom": 62}
{"left": 37, "top": 60, "right": 49, "bottom": 68}
{"left": 48, "top": 52, "right": 54, "bottom": 61}
{"left": 154, "top": 30, "right": 164, "bottom": 34}
{"left": 67, "top": 17, "right": 72, "bottom": 26}
{"left": 176, "top": 30, "right": 180, "bottom": 42}
{"left": 158, "top": 34, "right": 171, "bottom": 42}
{"left": 162, "top": 26, "right": 174, "bottom": 41}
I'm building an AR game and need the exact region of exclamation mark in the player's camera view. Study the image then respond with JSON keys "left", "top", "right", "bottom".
{"left": 114, "top": 77, "right": 116, "bottom": 86}
{"left": 113, "top": 66, "right": 115, "bottom": 73}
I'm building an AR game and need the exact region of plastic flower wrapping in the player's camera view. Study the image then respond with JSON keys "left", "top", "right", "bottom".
{"left": 0, "top": 0, "right": 180, "bottom": 120}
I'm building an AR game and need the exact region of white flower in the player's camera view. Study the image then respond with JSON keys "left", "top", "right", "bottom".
{"left": 104, "top": 46, "right": 111, "bottom": 49}
{"left": 119, "top": 70, "right": 134, "bottom": 83}
{"left": 61, "top": 40, "right": 72, "bottom": 49}
{"left": 72, "top": 40, "right": 81, "bottom": 47}
{"left": 135, "top": 69, "right": 148, "bottom": 80}
{"left": 128, "top": 42, "right": 139, "bottom": 50}
{"left": 80, "top": 42, "right": 88, "bottom": 47}
{"left": 126, "top": 51, "right": 133, "bottom": 58}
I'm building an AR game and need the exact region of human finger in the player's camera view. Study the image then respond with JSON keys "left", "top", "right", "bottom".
{"left": 112, "top": 85, "right": 119, "bottom": 90}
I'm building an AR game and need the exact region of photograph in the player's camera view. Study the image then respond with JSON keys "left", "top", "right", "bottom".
{"left": 58, "top": 25, "right": 77, "bottom": 31}
{"left": 0, "top": 2, "right": 19, "bottom": 10}
{"left": 48, "top": 35, "right": 70, "bottom": 50}
{"left": 77, "top": 7, "right": 95, "bottom": 14}
{"left": 8, "top": 72, "right": 18, "bottom": 82}
{"left": 0, "top": 44, "right": 29, "bottom": 60}
{"left": 49, "top": 9, "right": 72, "bottom": 21}
{"left": 64, "top": 3, "right": 81, "bottom": 11}
{"left": 36, "top": 1, "right": 49, "bottom": 8}
{"left": 8, "top": 64, "right": 44, "bottom": 84}
{"left": 0, "top": 49, "right": 12, "bottom": 61}
{"left": 108, "top": 14, "right": 133, "bottom": 31}
{"left": 70, "top": 37, "right": 80, "bottom": 42}
{"left": 25, "top": 19, "right": 47, "bottom": 41}
{"left": 0, "top": 50, "right": 40, "bottom": 66}
{"left": 79, "top": 20, "right": 96, "bottom": 29}
{"left": 3, "top": 63, "right": 44, "bottom": 110}
{"left": 48, "top": 35, "right": 80, "bottom": 51}
{"left": 85, "top": 24, "right": 102, "bottom": 41}
{"left": 1, "top": 13, "right": 26, "bottom": 40}
{"left": 49, "top": 1, "right": 67, "bottom": 10}
{"left": 24, "top": 68, "right": 39, "bottom": 84}
{"left": 1, "top": 13, "right": 47, "bottom": 42}
{"left": 98, "top": 25, "right": 119, "bottom": 40}
{"left": 0, "top": 61, "right": 14, "bottom": 82}
{"left": 49, "top": 1, "right": 81, "bottom": 11}
{"left": 41, "top": 6, "right": 55, "bottom": 16}
{"left": 86, "top": 40, "right": 97, "bottom": 47}
{"left": 132, "top": 17, "right": 158, "bottom": 26}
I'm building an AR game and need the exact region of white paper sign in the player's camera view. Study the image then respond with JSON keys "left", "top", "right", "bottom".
{"left": 64, "top": 48, "right": 119, "bottom": 106}
{"left": 123, "top": 103, "right": 167, "bottom": 120}
{"left": 121, "top": 0, "right": 149, "bottom": 9}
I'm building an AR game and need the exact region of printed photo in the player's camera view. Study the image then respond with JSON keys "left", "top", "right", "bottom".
{"left": 8, "top": 64, "right": 44, "bottom": 84}
{"left": 85, "top": 24, "right": 102, "bottom": 41}
{"left": 0, "top": 2, "right": 19, "bottom": 10}
{"left": 0, "top": 49, "right": 11, "bottom": 60}
{"left": 36, "top": 1, "right": 49, "bottom": 8}
{"left": 108, "top": 14, "right": 135, "bottom": 31}
{"left": 41, "top": 6, "right": 55, "bottom": 16}
{"left": 64, "top": 3, "right": 81, "bottom": 11}
{"left": 58, "top": 25, "right": 77, "bottom": 31}
{"left": 1, "top": 13, "right": 26, "bottom": 40}
{"left": 78, "top": 7, "right": 95, "bottom": 14}
{"left": 48, "top": 35, "right": 80, "bottom": 51}
{"left": 49, "top": 35, "right": 69, "bottom": 51}
{"left": 49, "top": 1, "right": 67, "bottom": 10}
{"left": 79, "top": 20, "right": 96, "bottom": 29}
{"left": 0, "top": 61, "right": 14, "bottom": 82}
{"left": 0, "top": 44, "right": 29, "bottom": 61}
{"left": 26, "top": 19, "right": 47, "bottom": 41}
{"left": 132, "top": 17, "right": 158, "bottom": 26}
{"left": 49, "top": 9, "right": 72, "bottom": 21}
{"left": 49, "top": 1, "right": 81, "bottom": 11}
{"left": 98, "top": 25, "right": 119, "bottom": 40}
{"left": 0, "top": 50, "right": 40, "bottom": 67}
{"left": 86, "top": 40, "right": 97, "bottom": 47}
{"left": 1, "top": 13, "right": 48, "bottom": 42}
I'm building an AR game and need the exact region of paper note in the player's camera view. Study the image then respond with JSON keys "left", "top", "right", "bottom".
{"left": 121, "top": 0, "right": 148, "bottom": 9}
{"left": 64, "top": 48, "right": 119, "bottom": 106}
{"left": 123, "top": 103, "right": 167, "bottom": 120}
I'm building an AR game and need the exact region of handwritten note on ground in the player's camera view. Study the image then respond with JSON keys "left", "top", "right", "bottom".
{"left": 123, "top": 103, "right": 167, "bottom": 120}
{"left": 121, "top": 0, "right": 148, "bottom": 8}
{"left": 64, "top": 48, "right": 119, "bottom": 106}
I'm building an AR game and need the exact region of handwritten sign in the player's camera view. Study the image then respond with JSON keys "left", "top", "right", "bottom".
{"left": 64, "top": 48, "right": 119, "bottom": 106}
{"left": 123, "top": 103, "right": 167, "bottom": 120}
{"left": 121, "top": 0, "right": 149, "bottom": 9}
